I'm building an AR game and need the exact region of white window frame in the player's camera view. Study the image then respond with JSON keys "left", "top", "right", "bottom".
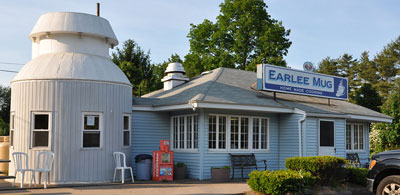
{"left": 170, "top": 114, "right": 198, "bottom": 152}
{"left": 208, "top": 114, "right": 270, "bottom": 153}
{"left": 30, "top": 111, "right": 52, "bottom": 150}
{"left": 10, "top": 111, "right": 15, "bottom": 147}
{"left": 252, "top": 117, "right": 270, "bottom": 151}
{"left": 208, "top": 115, "right": 228, "bottom": 150}
{"left": 346, "top": 123, "right": 366, "bottom": 152}
{"left": 81, "top": 112, "right": 103, "bottom": 149}
{"left": 123, "top": 114, "right": 131, "bottom": 147}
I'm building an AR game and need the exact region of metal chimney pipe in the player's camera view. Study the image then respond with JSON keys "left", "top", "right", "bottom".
{"left": 96, "top": 3, "right": 100, "bottom": 16}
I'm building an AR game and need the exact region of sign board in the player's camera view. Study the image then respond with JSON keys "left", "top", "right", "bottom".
{"left": 257, "top": 64, "right": 348, "bottom": 100}
{"left": 87, "top": 116, "right": 95, "bottom": 126}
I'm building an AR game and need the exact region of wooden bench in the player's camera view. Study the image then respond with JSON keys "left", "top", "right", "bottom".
{"left": 229, "top": 153, "right": 267, "bottom": 180}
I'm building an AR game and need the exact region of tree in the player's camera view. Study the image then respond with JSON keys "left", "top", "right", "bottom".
{"left": 0, "top": 85, "right": 10, "bottom": 136}
{"left": 184, "top": 0, "right": 291, "bottom": 77}
{"left": 316, "top": 57, "right": 339, "bottom": 76}
{"left": 374, "top": 36, "right": 400, "bottom": 100}
{"left": 317, "top": 54, "right": 359, "bottom": 101}
{"left": 0, "top": 85, "right": 10, "bottom": 124}
{"left": 112, "top": 39, "right": 154, "bottom": 96}
{"left": 371, "top": 78, "right": 400, "bottom": 154}
{"left": 353, "top": 83, "right": 382, "bottom": 112}
{"left": 358, "top": 51, "right": 379, "bottom": 85}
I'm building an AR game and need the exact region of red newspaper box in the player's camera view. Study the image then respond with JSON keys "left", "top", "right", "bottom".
{"left": 152, "top": 140, "right": 174, "bottom": 181}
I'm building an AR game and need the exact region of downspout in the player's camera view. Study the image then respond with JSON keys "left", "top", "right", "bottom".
{"left": 295, "top": 109, "right": 306, "bottom": 157}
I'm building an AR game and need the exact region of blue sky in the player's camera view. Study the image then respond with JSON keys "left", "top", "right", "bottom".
{"left": 0, "top": 0, "right": 399, "bottom": 86}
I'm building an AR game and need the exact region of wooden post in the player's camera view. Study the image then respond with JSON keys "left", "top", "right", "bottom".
{"left": 328, "top": 98, "right": 331, "bottom": 106}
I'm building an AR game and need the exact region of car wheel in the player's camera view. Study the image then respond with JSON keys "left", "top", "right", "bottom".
{"left": 377, "top": 175, "right": 400, "bottom": 195}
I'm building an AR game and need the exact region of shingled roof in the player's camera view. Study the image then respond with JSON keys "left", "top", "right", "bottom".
{"left": 133, "top": 67, "right": 392, "bottom": 123}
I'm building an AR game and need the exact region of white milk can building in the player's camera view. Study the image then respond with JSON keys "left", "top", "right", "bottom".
{"left": 10, "top": 12, "right": 132, "bottom": 183}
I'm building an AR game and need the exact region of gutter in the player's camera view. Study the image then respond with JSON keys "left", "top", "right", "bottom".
{"left": 294, "top": 108, "right": 306, "bottom": 157}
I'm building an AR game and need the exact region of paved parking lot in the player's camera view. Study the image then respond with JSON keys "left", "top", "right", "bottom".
{"left": 0, "top": 180, "right": 250, "bottom": 195}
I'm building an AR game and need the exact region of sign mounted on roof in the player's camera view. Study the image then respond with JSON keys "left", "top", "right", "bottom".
{"left": 257, "top": 64, "right": 348, "bottom": 100}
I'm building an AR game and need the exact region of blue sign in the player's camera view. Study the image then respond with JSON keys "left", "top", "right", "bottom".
{"left": 257, "top": 64, "right": 348, "bottom": 100}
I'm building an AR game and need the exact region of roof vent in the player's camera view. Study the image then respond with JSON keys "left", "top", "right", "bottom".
{"left": 201, "top": 70, "right": 213, "bottom": 75}
{"left": 161, "top": 62, "right": 189, "bottom": 91}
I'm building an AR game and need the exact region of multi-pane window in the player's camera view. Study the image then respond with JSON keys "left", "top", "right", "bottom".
{"left": 172, "top": 115, "right": 198, "bottom": 150}
{"left": 123, "top": 114, "right": 131, "bottom": 146}
{"left": 10, "top": 112, "right": 15, "bottom": 147}
{"left": 346, "top": 124, "right": 351, "bottom": 150}
{"left": 231, "top": 117, "right": 239, "bottom": 149}
{"left": 346, "top": 123, "right": 365, "bottom": 151}
{"left": 253, "top": 118, "right": 269, "bottom": 150}
{"left": 82, "top": 113, "right": 102, "bottom": 148}
{"left": 31, "top": 112, "right": 51, "bottom": 148}
{"left": 209, "top": 115, "right": 269, "bottom": 151}
{"left": 209, "top": 116, "right": 227, "bottom": 149}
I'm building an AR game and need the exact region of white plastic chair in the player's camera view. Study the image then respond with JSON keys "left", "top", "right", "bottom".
{"left": 31, "top": 151, "right": 54, "bottom": 189}
{"left": 12, "top": 152, "right": 35, "bottom": 188}
{"left": 113, "top": 152, "right": 134, "bottom": 184}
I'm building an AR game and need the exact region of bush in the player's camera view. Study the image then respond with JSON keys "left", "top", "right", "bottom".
{"left": 346, "top": 167, "right": 368, "bottom": 186}
{"left": 247, "top": 170, "right": 315, "bottom": 195}
{"left": 285, "top": 156, "right": 346, "bottom": 186}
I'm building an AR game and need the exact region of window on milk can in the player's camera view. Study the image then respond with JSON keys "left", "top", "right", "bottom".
{"left": 82, "top": 112, "right": 102, "bottom": 148}
{"left": 123, "top": 114, "right": 131, "bottom": 147}
{"left": 31, "top": 112, "right": 51, "bottom": 148}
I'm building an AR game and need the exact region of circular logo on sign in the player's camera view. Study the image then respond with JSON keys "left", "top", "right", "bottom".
{"left": 303, "top": 62, "right": 314, "bottom": 72}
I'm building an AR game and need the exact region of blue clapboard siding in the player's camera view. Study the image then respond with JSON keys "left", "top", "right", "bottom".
{"left": 201, "top": 109, "right": 279, "bottom": 180}
{"left": 304, "top": 117, "right": 318, "bottom": 156}
{"left": 278, "top": 114, "right": 302, "bottom": 169}
{"left": 346, "top": 122, "right": 370, "bottom": 167}
{"left": 131, "top": 111, "right": 170, "bottom": 175}
{"left": 303, "top": 117, "right": 346, "bottom": 158}
{"left": 335, "top": 119, "right": 346, "bottom": 158}
{"left": 174, "top": 152, "right": 201, "bottom": 179}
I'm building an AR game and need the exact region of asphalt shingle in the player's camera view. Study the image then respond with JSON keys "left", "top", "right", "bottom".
{"left": 134, "top": 67, "right": 392, "bottom": 120}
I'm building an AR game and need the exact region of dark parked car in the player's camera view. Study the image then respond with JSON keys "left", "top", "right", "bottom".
{"left": 367, "top": 150, "right": 400, "bottom": 195}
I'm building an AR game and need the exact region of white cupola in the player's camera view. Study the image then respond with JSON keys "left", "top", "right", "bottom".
{"left": 161, "top": 62, "right": 189, "bottom": 90}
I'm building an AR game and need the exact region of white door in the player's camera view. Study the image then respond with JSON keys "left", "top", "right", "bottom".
{"left": 319, "top": 120, "right": 335, "bottom": 156}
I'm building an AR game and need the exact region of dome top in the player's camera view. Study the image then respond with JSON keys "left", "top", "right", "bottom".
{"left": 12, "top": 53, "right": 131, "bottom": 86}
{"left": 165, "top": 62, "right": 185, "bottom": 74}
{"left": 30, "top": 12, "right": 118, "bottom": 46}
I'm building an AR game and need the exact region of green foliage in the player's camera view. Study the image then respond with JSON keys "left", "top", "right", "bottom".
{"left": 317, "top": 57, "right": 339, "bottom": 76}
{"left": 345, "top": 167, "right": 368, "bottom": 186}
{"left": 184, "top": 0, "right": 291, "bottom": 77}
{"left": 0, "top": 85, "right": 11, "bottom": 124}
{"left": 112, "top": 39, "right": 154, "bottom": 96}
{"left": 371, "top": 80, "right": 400, "bottom": 154}
{"left": 0, "top": 118, "right": 9, "bottom": 136}
{"left": 358, "top": 51, "right": 379, "bottom": 85}
{"left": 247, "top": 170, "right": 315, "bottom": 195}
{"left": 353, "top": 83, "right": 382, "bottom": 112}
{"left": 211, "top": 166, "right": 231, "bottom": 169}
{"left": 285, "top": 156, "right": 346, "bottom": 186}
